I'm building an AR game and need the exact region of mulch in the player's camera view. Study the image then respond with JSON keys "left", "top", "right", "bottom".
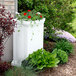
{"left": 39, "top": 43, "right": 76, "bottom": 76}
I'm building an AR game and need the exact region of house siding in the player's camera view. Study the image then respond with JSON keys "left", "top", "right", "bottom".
{"left": 0, "top": 0, "right": 16, "bottom": 17}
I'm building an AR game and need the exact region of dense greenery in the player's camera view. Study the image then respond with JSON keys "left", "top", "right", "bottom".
{"left": 5, "top": 66, "right": 37, "bottom": 76}
{"left": 18, "top": 0, "right": 75, "bottom": 36}
{"left": 22, "top": 49, "right": 59, "bottom": 70}
{"left": 54, "top": 40, "right": 74, "bottom": 55}
{"left": 52, "top": 49, "right": 68, "bottom": 64}
{"left": 71, "top": 1, "right": 76, "bottom": 37}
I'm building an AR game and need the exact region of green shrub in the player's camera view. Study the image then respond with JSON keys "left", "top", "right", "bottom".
{"left": 22, "top": 49, "right": 59, "bottom": 70}
{"left": 18, "top": 0, "right": 75, "bottom": 36}
{"left": 18, "top": 0, "right": 33, "bottom": 12}
{"left": 54, "top": 40, "right": 74, "bottom": 55}
{"left": 5, "top": 66, "right": 37, "bottom": 76}
{"left": 52, "top": 49, "right": 68, "bottom": 64}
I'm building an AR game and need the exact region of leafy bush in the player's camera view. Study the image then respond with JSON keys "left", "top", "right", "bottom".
{"left": 18, "top": 0, "right": 33, "bottom": 12}
{"left": 18, "top": 0, "right": 75, "bottom": 36}
{"left": 5, "top": 66, "right": 37, "bottom": 76}
{"left": 54, "top": 40, "right": 74, "bottom": 55}
{"left": 52, "top": 49, "right": 68, "bottom": 64}
{"left": 22, "top": 49, "right": 59, "bottom": 70}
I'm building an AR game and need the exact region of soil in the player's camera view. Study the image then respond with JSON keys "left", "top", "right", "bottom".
{"left": 39, "top": 43, "right": 76, "bottom": 76}
{"left": 44, "top": 41, "right": 55, "bottom": 52}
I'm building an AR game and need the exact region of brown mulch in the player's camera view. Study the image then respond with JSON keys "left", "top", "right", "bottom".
{"left": 39, "top": 43, "right": 76, "bottom": 76}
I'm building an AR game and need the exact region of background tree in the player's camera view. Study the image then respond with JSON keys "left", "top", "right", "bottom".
{"left": 18, "top": 0, "right": 75, "bottom": 37}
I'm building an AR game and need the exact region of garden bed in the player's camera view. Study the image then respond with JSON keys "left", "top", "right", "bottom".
{"left": 0, "top": 42, "right": 76, "bottom": 76}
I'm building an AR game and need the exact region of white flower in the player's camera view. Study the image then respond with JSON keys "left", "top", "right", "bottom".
{"left": 15, "top": 12, "right": 20, "bottom": 15}
{"left": 0, "top": 6, "right": 2, "bottom": 9}
{"left": 36, "top": 12, "right": 41, "bottom": 14}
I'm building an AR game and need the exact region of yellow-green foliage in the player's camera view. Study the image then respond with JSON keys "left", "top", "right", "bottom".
{"left": 52, "top": 49, "right": 68, "bottom": 64}
{"left": 22, "top": 49, "right": 59, "bottom": 70}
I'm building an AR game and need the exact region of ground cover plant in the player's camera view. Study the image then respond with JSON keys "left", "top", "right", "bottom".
{"left": 52, "top": 49, "right": 68, "bottom": 64}
{"left": 53, "top": 40, "right": 74, "bottom": 55}
{"left": 5, "top": 66, "right": 37, "bottom": 76}
{"left": 22, "top": 49, "right": 59, "bottom": 71}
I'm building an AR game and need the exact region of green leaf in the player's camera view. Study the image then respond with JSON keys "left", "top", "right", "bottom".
{"left": 18, "top": 30, "right": 20, "bottom": 32}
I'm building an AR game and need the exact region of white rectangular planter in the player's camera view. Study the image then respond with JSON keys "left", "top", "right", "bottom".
{"left": 11, "top": 18, "right": 45, "bottom": 66}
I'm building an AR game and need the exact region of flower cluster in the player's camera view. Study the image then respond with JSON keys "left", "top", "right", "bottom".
{"left": 56, "top": 30, "right": 76, "bottom": 42}
{"left": 0, "top": 4, "right": 16, "bottom": 60}
{"left": 17, "top": 10, "right": 44, "bottom": 21}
